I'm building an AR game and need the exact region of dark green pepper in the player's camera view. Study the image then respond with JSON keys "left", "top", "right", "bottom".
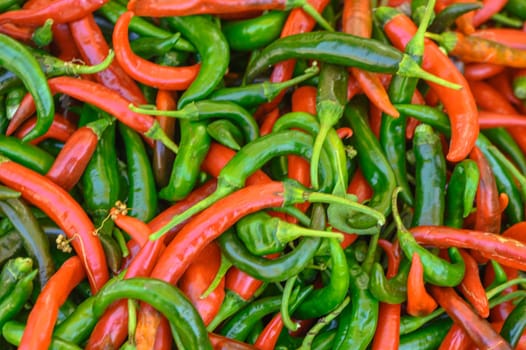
{"left": 369, "top": 258, "right": 410, "bottom": 304}
{"left": 0, "top": 257, "right": 33, "bottom": 303}
{"left": 428, "top": 2, "right": 483, "bottom": 33}
{"left": 411, "top": 124, "right": 447, "bottom": 227}
{"left": 399, "top": 318, "right": 453, "bottom": 350}
{"left": 444, "top": 159, "right": 480, "bottom": 228}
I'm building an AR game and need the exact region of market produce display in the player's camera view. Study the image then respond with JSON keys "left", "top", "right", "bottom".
{"left": 1, "top": 0, "right": 526, "bottom": 348}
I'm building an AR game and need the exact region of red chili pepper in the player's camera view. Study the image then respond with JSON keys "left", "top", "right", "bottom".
{"left": 429, "top": 285, "right": 511, "bottom": 350}
{"left": 434, "top": 31, "right": 526, "bottom": 68}
{"left": 111, "top": 207, "right": 150, "bottom": 247}
{"left": 457, "top": 249, "right": 490, "bottom": 317}
{"left": 439, "top": 323, "right": 474, "bottom": 350}
{"left": 51, "top": 23, "right": 82, "bottom": 61}
{"left": 0, "top": 0, "right": 107, "bottom": 26}
{"left": 463, "top": 63, "right": 505, "bottom": 81}
{"left": 253, "top": 311, "right": 283, "bottom": 350}
{"left": 46, "top": 120, "right": 109, "bottom": 191}
{"left": 87, "top": 182, "right": 216, "bottom": 350}
{"left": 113, "top": 11, "right": 200, "bottom": 90}
{"left": 341, "top": 169, "right": 372, "bottom": 249}
{"left": 454, "top": 0, "right": 476, "bottom": 34}
{"left": 468, "top": 80, "right": 526, "bottom": 154}
{"left": 368, "top": 101, "right": 383, "bottom": 139}
{"left": 14, "top": 113, "right": 75, "bottom": 145}
{"left": 254, "top": 0, "right": 331, "bottom": 118}
{"left": 371, "top": 239, "right": 401, "bottom": 350}
{"left": 410, "top": 226, "right": 526, "bottom": 271}
{"left": 18, "top": 257, "right": 86, "bottom": 350}
{"left": 336, "top": 127, "right": 354, "bottom": 139}
{"left": 131, "top": 0, "right": 310, "bottom": 16}
{"left": 208, "top": 333, "right": 259, "bottom": 349}
{"left": 179, "top": 242, "right": 225, "bottom": 326}
{"left": 0, "top": 23, "right": 33, "bottom": 42}
{"left": 7, "top": 77, "right": 171, "bottom": 148}
{"left": 259, "top": 108, "right": 281, "bottom": 136}
{"left": 69, "top": 14, "right": 146, "bottom": 105}
{"left": 0, "top": 157, "right": 107, "bottom": 291}
{"left": 472, "top": 0, "right": 507, "bottom": 27}
{"left": 342, "top": 0, "right": 399, "bottom": 118}
{"left": 478, "top": 111, "right": 526, "bottom": 129}
{"left": 134, "top": 182, "right": 290, "bottom": 347}
{"left": 495, "top": 70, "right": 525, "bottom": 107}
{"left": 406, "top": 252, "right": 438, "bottom": 317}
{"left": 472, "top": 28, "right": 526, "bottom": 49}
{"left": 471, "top": 146, "right": 501, "bottom": 235}
{"left": 382, "top": 12, "right": 478, "bottom": 162}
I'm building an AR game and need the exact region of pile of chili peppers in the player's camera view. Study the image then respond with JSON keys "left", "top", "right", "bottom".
{"left": 2, "top": 0, "right": 526, "bottom": 348}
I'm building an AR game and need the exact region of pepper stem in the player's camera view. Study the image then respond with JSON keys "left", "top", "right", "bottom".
{"left": 275, "top": 218, "right": 344, "bottom": 243}
{"left": 304, "top": 191, "right": 386, "bottom": 226}
{"left": 149, "top": 188, "right": 232, "bottom": 240}
{"left": 85, "top": 117, "right": 113, "bottom": 139}
{"left": 281, "top": 276, "right": 299, "bottom": 331}
{"left": 397, "top": 55, "right": 462, "bottom": 90}
{"left": 264, "top": 63, "right": 320, "bottom": 102}
{"left": 200, "top": 253, "right": 232, "bottom": 299}
{"left": 287, "top": 0, "right": 335, "bottom": 32}
{"left": 405, "top": 0, "right": 436, "bottom": 57}
{"left": 63, "top": 49, "right": 115, "bottom": 75}
{"left": 144, "top": 120, "right": 179, "bottom": 154}
{"left": 129, "top": 102, "right": 199, "bottom": 119}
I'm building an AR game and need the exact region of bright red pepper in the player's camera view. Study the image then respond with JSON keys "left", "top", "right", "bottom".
{"left": 113, "top": 11, "right": 200, "bottom": 90}
{"left": 18, "top": 257, "right": 86, "bottom": 350}
{"left": 382, "top": 12, "right": 478, "bottom": 162}
{"left": 406, "top": 252, "right": 438, "bottom": 317}
{"left": 0, "top": 157, "right": 108, "bottom": 291}
{"left": 14, "top": 113, "right": 75, "bottom": 145}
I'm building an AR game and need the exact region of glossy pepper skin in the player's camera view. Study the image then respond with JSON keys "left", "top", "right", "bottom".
{"left": 92, "top": 277, "right": 213, "bottom": 350}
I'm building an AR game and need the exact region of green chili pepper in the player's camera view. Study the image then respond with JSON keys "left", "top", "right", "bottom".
{"left": 444, "top": 159, "right": 479, "bottom": 228}
{"left": 219, "top": 228, "right": 324, "bottom": 283}
{"left": 209, "top": 65, "right": 319, "bottom": 109}
{"left": 220, "top": 286, "right": 313, "bottom": 341}
{"left": 0, "top": 198, "right": 54, "bottom": 288}
{"left": 32, "top": 19, "right": 54, "bottom": 48}
{"left": 222, "top": 11, "right": 288, "bottom": 51}
{"left": 0, "top": 135, "right": 54, "bottom": 174}
{"left": 0, "top": 33, "right": 54, "bottom": 142}
{"left": 150, "top": 130, "right": 336, "bottom": 239}
{"left": 118, "top": 123, "right": 157, "bottom": 221}
{"left": 272, "top": 111, "right": 349, "bottom": 195}
{"left": 159, "top": 120, "right": 211, "bottom": 202}
{"left": 0, "top": 257, "right": 33, "bottom": 303}
{"left": 206, "top": 119, "right": 245, "bottom": 150}
{"left": 369, "top": 258, "right": 410, "bottom": 304}
{"left": 129, "top": 33, "right": 182, "bottom": 59}
{"left": 310, "top": 329, "right": 337, "bottom": 350}
{"left": 500, "top": 297, "right": 526, "bottom": 347}
{"left": 235, "top": 211, "right": 343, "bottom": 256}
{"left": 428, "top": 2, "right": 483, "bottom": 33}
{"left": 92, "top": 277, "right": 213, "bottom": 350}
{"left": 294, "top": 237, "right": 349, "bottom": 319}
{"left": 131, "top": 100, "right": 259, "bottom": 143}
{"left": 5, "top": 86, "right": 26, "bottom": 121}
{"left": 3, "top": 321, "right": 82, "bottom": 350}
{"left": 332, "top": 249, "right": 379, "bottom": 350}
{"left": 0, "top": 269, "right": 37, "bottom": 330}
{"left": 342, "top": 97, "right": 396, "bottom": 232}
{"left": 482, "top": 128, "right": 526, "bottom": 174}
{"left": 0, "top": 0, "right": 22, "bottom": 12}
{"left": 0, "top": 231, "right": 23, "bottom": 267}
{"left": 163, "top": 15, "right": 229, "bottom": 108}
{"left": 245, "top": 32, "right": 462, "bottom": 90}
{"left": 0, "top": 94, "right": 7, "bottom": 134}
{"left": 155, "top": 50, "right": 191, "bottom": 67}
{"left": 399, "top": 318, "right": 453, "bottom": 350}
{"left": 379, "top": 0, "right": 435, "bottom": 206}
{"left": 97, "top": 0, "right": 195, "bottom": 52}
{"left": 394, "top": 103, "right": 525, "bottom": 225}
{"left": 310, "top": 63, "right": 348, "bottom": 191}
{"left": 411, "top": 124, "right": 447, "bottom": 227}
{"left": 393, "top": 188, "right": 465, "bottom": 286}
{"left": 505, "top": 0, "right": 526, "bottom": 20}
{"left": 486, "top": 260, "right": 508, "bottom": 291}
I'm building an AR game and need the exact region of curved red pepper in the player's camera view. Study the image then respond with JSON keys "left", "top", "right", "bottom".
{"left": 0, "top": 158, "right": 108, "bottom": 291}
{"left": 113, "top": 11, "right": 200, "bottom": 90}
{"left": 406, "top": 252, "right": 437, "bottom": 317}
{"left": 18, "top": 257, "right": 86, "bottom": 350}
{"left": 15, "top": 113, "right": 75, "bottom": 145}
{"left": 69, "top": 14, "right": 146, "bottom": 105}
{"left": 383, "top": 12, "right": 478, "bottom": 162}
